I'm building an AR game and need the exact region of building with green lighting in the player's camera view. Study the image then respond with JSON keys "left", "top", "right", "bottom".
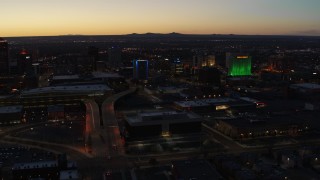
{"left": 226, "top": 53, "right": 252, "bottom": 76}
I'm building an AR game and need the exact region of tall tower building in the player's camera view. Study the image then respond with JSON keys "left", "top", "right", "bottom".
{"left": 0, "top": 38, "right": 9, "bottom": 75}
{"left": 192, "top": 53, "right": 215, "bottom": 74}
{"left": 133, "top": 60, "right": 148, "bottom": 81}
{"left": 108, "top": 47, "right": 122, "bottom": 68}
{"left": 226, "top": 53, "right": 252, "bottom": 76}
{"left": 172, "top": 58, "right": 184, "bottom": 75}
{"left": 88, "top": 46, "right": 99, "bottom": 71}
{"left": 193, "top": 54, "right": 205, "bottom": 69}
{"left": 206, "top": 55, "right": 216, "bottom": 67}
{"left": 18, "top": 49, "right": 32, "bottom": 75}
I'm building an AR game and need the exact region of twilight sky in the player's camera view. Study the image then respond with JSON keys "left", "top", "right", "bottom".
{"left": 1, "top": 0, "right": 320, "bottom": 37}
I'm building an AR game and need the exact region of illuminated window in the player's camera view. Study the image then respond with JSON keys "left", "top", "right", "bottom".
{"left": 216, "top": 105, "right": 229, "bottom": 111}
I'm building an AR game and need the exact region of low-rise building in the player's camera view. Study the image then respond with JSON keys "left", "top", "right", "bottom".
{"left": 0, "top": 105, "right": 23, "bottom": 126}
{"left": 289, "top": 83, "right": 320, "bottom": 99}
{"left": 12, "top": 161, "right": 59, "bottom": 179}
{"left": 124, "top": 110, "right": 202, "bottom": 138}
{"left": 48, "top": 105, "right": 65, "bottom": 121}
{"left": 174, "top": 97, "right": 256, "bottom": 114}
{"left": 59, "top": 170, "right": 80, "bottom": 180}
{"left": 20, "top": 84, "right": 112, "bottom": 98}
{"left": 215, "top": 115, "right": 306, "bottom": 139}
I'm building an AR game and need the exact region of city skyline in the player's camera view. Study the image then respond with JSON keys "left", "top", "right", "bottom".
{"left": 1, "top": 0, "right": 320, "bottom": 37}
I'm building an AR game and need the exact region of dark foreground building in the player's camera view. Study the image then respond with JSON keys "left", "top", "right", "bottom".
{"left": 12, "top": 154, "right": 78, "bottom": 179}
{"left": 171, "top": 159, "right": 223, "bottom": 180}
{"left": 124, "top": 111, "right": 202, "bottom": 139}
{"left": 0, "top": 105, "right": 23, "bottom": 126}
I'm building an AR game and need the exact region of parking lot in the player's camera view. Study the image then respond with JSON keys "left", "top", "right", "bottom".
{"left": 12, "top": 120, "right": 85, "bottom": 146}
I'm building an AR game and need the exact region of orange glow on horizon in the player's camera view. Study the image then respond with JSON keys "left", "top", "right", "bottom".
{"left": 1, "top": 0, "right": 320, "bottom": 37}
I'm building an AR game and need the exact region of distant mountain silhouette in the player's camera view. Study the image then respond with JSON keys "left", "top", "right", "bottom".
{"left": 4, "top": 33, "right": 319, "bottom": 43}
{"left": 127, "top": 32, "right": 184, "bottom": 38}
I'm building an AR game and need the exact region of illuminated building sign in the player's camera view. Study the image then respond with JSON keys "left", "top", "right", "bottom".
{"left": 216, "top": 105, "right": 229, "bottom": 111}
{"left": 236, "top": 56, "right": 249, "bottom": 59}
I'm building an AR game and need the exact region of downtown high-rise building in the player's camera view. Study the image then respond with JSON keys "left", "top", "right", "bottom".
{"left": 133, "top": 59, "right": 148, "bottom": 81}
{"left": 226, "top": 53, "right": 252, "bottom": 76}
{"left": 88, "top": 46, "right": 99, "bottom": 71}
{"left": 108, "top": 47, "right": 122, "bottom": 68}
{"left": 17, "top": 49, "right": 32, "bottom": 75}
{"left": 0, "top": 38, "right": 9, "bottom": 75}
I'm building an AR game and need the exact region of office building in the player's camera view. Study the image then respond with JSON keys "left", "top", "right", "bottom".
{"left": 289, "top": 83, "right": 320, "bottom": 99}
{"left": 133, "top": 59, "right": 149, "bottom": 81}
{"left": 192, "top": 53, "right": 215, "bottom": 75}
{"left": 193, "top": 54, "right": 205, "bottom": 69}
{"left": 172, "top": 159, "right": 223, "bottom": 180}
{"left": 215, "top": 115, "right": 306, "bottom": 139}
{"left": 198, "top": 67, "right": 221, "bottom": 85}
{"left": 204, "top": 55, "right": 216, "bottom": 67}
{"left": 32, "top": 63, "right": 40, "bottom": 76}
{"left": 17, "top": 49, "right": 32, "bottom": 75}
{"left": 88, "top": 46, "right": 99, "bottom": 71}
{"left": 226, "top": 53, "right": 252, "bottom": 76}
{"left": 20, "top": 84, "right": 112, "bottom": 98}
{"left": 0, "top": 38, "right": 9, "bottom": 75}
{"left": 172, "top": 58, "right": 184, "bottom": 75}
{"left": 124, "top": 111, "right": 202, "bottom": 138}
{"left": 12, "top": 158, "right": 78, "bottom": 180}
{"left": 108, "top": 47, "right": 122, "bottom": 68}
{"left": 53, "top": 54, "right": 95, "bottom": 75}
{"left": 0, "top": 105, "right": 23, "bottom": 126}
{"left": 48, "top": 105, "right": 65, "bottom": 120}
{"left": 76, "top": 56, "right": 95, "bottom": 74}
{"left": 174, "top": 97, "right": 256, "bottom": 114}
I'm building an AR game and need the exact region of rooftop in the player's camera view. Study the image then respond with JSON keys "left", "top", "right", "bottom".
{"left": 92, "top": 72, "right": 122, "bottom": 78}
{"left": 126, "top": 110, "right": 201, "bottom": 125}
{"left": 52, "top": 75, "right": 80, "bottom": 80}
{"left": 172, "top": 159, "right": 223, "bottom": 180}
{"left": 158, "top": 86, "right": 186, "bottom": 93}
{"left": 174, "top": 98, "right": 236, "bottom": 108}
{"left": 140, "top": 111, "right": 199, "bottom": 118}
{"left": 0, "top": 105, "right": 23, "bottom": 114}
{"left": 219, "top": 115, "right": 304, "bottom": 129}
{"left": 290, "top": 83, "right": 320, "bottom": 90}
{"left": 239, "top": 97, "right": 259, "bottom": 103}
{"left": 13, "top": 160, "right": 58, "bottom": 170}
{"left": 48, "top": 105, "right": 64, "bottom": 112}
{"left": 59, "top": 170, "right": 80, "bottom": 180}
{"left": 21, "top": 84, "right": 111, "bottom": 97}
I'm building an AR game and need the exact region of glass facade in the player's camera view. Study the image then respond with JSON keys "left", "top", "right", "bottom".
{"left": 133, "top": 60, "right": 148, "bottom": 80}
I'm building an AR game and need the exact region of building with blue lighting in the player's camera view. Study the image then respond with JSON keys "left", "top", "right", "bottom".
{"left": 133, "top": 60, "right": 149, "bottom": 81}
{"left": 173, "top": 58, "right": 184, "bottom": 75}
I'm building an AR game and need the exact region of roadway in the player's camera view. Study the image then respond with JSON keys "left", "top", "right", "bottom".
{"left": 5, "top": 85, "right": 319, "bottom": 179}
{"left": 202, "top": 123, "right": 243, "bottom": 151}
{"left": 101, "top": 87, "right": 137, "bottom": 157}
{"left": 2, "top": 92, "right": 320, "bottom": 180}
{"left": 81, "top": 87, "right": 137, "bottom": 158}
{"left": 0, "top": 122, "right": 91, "bottom": 160}
{"left": 84, "top": 99, "right": 106, "bottom": 156}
